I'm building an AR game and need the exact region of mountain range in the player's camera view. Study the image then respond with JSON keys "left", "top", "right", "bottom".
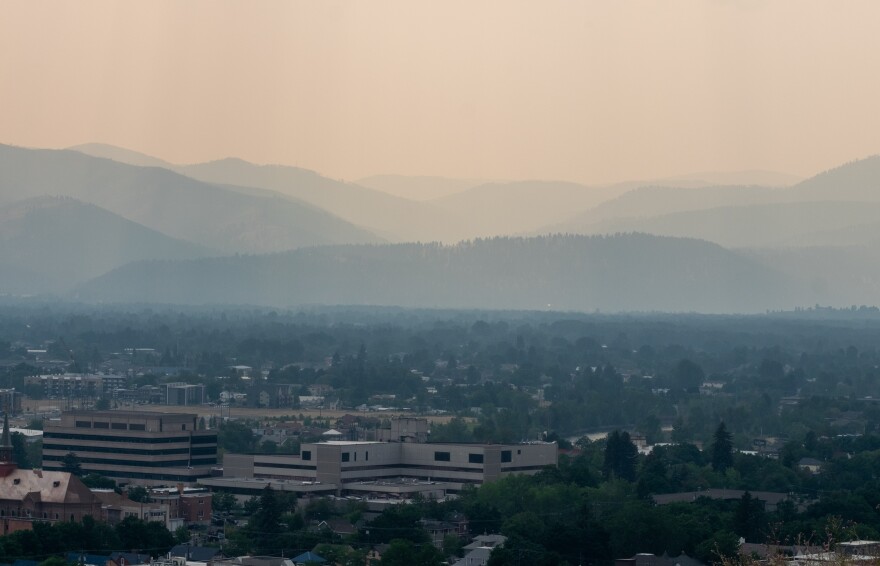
{"left": 3, "top": 141, "right": 880, "bottom": 312}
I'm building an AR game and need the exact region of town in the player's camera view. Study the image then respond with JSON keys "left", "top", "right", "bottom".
{"left": 3, "top": 307, "right": 880, "bottom": 565}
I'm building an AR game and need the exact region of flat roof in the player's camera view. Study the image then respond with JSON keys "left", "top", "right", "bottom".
{"left": 56, "top": 409, "right": 198, "bottom": 418}
{"left": 319, "top": 440, "right": 383, "bottom": 445}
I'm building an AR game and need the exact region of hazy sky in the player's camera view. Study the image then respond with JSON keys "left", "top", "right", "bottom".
{"left": 2, "top": 1, "right": 880, "bottom": 184}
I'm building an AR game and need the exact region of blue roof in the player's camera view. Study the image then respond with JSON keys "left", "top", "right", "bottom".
{"left": 66, "top": 552, "right": 110, "bottom": 566}
{"left": 292, "top": 552, "right": 326, "bottom": 564}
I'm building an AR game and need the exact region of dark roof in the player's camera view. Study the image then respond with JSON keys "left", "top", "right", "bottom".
{"left": 168, "top": 545, "right": 221, "bottom": 562}
{"left": 109, "top": 552, "right": 151, "bottom": 565}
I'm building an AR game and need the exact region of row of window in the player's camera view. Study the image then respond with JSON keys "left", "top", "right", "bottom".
{"left": 43, "top": 443, "right": 190, "bottom": 456}
{"left": 341, "top": 451, "right": 369, "bottom": 462}
{"left": 43, "top": 455, "right": 217, "bottom": 467}
{"left": 76, "top": 421, "right": 146, "bottom": 430}
{"left": 42, "top": 444, "right": 217, "bottom": 457}
{"left": 433, "top": 451, "right": 510, "bottom": 463}
{"left": 45, "top": 431, "right": 216, "bottom": 444}
{"left": 43, "top": 465, "right": 211, "bottom": 481}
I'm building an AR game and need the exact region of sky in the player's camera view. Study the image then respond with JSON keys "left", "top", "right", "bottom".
{"left": 2, "top": 1, "right": 880, "bottom": 185}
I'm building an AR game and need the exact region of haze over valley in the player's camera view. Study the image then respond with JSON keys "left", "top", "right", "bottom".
{"left": 0, "top": 142, "right": 877, "bottom": 313}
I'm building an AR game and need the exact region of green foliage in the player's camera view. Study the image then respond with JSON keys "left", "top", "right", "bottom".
{"left": 81, "top": 474, "right": 116, "bottom": 490}
{"left": 603, "top": 430, "right": 638, "bottom": 481}
{"left": 60, "top": 452, "right": 82, "bottom": 476}
{"left": 379, "top": 539, "right": 443, "bottom": 566}
{"left": 174, "top": 525, "right": 191, "bottom": 545}
{"left": 10, "top": 431, "right": 30, "bottom": 468}
{"left": 218, "top": 420, "right": 257, "bottom": 454}
{"left": 711, "top": 422, "right": 734, "bottom": 473}
{"left": 127, "top": 485, "right": 150, "bottom": 502}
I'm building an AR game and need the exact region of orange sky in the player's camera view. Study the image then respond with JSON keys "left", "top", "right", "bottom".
{"left": 2, "top": 1, "right": 880, "bottom": 184}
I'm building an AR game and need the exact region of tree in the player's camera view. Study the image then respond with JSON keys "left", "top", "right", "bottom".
{"left": 10, "top": 432, "right": 31, "bottom": 469}
{"left": 711, "top": 422, "right": 734, "bottom": 473}
{"left": 249, "top": 485, "right": 284, "bottom": 555}
{"left": 61, "top": 452, "right": 82, "bottom": 476}
{"left": 81, "top": 474, "right": 116, "bottom": 489}
{"left": 174, "top": 525, "right": 191, "bottom": 545}
{"left": 380, "top": 539, "right": 443, "bottom": 566}
{"left": 673, "top": 359, "right": 705, "bottom": 392}
{"left": 603, "top": 430, "right": 638, "bottom": 481}
{"left": 127, "top": 486, "right": 150, "bottom": 502}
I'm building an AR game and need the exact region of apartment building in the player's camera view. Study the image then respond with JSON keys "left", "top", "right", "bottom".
{"left": 42, "top": 410, "right": 217, "bottom": 486}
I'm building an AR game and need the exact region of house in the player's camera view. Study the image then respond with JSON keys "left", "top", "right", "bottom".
{"left": 1, "top": 414, "right": 103, "bottom": 534}
{"left": 615, "top": 553, "right": 705, "bottom": 566}
{"left": 167, "top": 545, "right": 221, "bottom": 562}
{"left": 454, "top": 534, "right": 507, "bottom": 566}
{"left": 798, "top": 457, "right": 823, "bottom": 474}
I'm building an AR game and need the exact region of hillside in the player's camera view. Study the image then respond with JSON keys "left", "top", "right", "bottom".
{"left": 0, "top": 144, "right": 380, "bottom": 254}
{"left": 75, "top": 234, "right": 793, "bottom": 313}
{"left": 789, "top": 155, "right": 880, "bottom": 202}
{"left": 0, "top": 197, "right": 213, "bottom": 294}
{"left": 355, "top": 174, "right": 484, "bottom": 201}
{"left": 558, "top": 201, "right": 880, "bottom": 248}
{"left": 176, "top": 159, "right": 466, "bottom": 242}
{"left": 548, "top": 185, "right": 784, "bottom": 230}
{"left": 430, "top": 181, "right": 628, "bottom": 237}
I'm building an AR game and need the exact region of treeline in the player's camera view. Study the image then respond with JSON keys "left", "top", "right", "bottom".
{"left": 0, "top": 516, "right": 175, "bottom": 564}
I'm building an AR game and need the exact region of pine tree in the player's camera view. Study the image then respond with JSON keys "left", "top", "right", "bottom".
{"left": 711, "top": 422, "right": 734, "bottom": 472}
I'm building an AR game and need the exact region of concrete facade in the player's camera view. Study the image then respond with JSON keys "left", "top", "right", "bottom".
{"left": 42, "top": 410, "right": 217, "bottom": 486}
{"left": 207, "top": 438, "right": 557, "bottom": 496}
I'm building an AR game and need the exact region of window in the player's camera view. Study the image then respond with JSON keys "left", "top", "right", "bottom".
{"left": 75, "top": 421, "right": 91, "bottom": 428}
{"left": 93, "top": 421, "right": 109, "bottom": 429}
{"left": 182, "top": 424, "right": 187, "bottom": 430}
{"left": 112, "top": 423, "right": 127, "bottom": 430}
{"left": 301, "top": 450, "right": 311, "bottom": 461}
{"left": 354, "top": 452, "right": 357, "bottom": 461}
{"left": 341, "top": 452, "right": 350, "bottom": 462}
{"left": 434, "top": 451, "right": 451, "bottom": 462}
{"left": 501, "top": 450, "right": 512, "bottom": 463}
{"left": 365, "top": 451, "right": 369, "bottom": 461}
{"left": 468, "top": 453, "right": 484, "bottom": 464}
{"left": 129, "top": 423, "right": 146, "bottom": 431}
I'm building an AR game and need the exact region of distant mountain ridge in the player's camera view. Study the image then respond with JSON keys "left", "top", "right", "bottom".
{"left": 0, "top": 144, "right": 381, "bottom": 254}
{"left": 75, "top": 234, "right": 794, "bottom": 313}
{"left": 0, "top": 196, "right": 212, "bottom": 294}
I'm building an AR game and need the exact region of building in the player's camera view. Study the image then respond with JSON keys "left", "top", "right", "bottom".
{"left": 149, "top": 486, "right": 213, "bottom": 525}
{"left": 25, "top": 374, "right": 127, "bottom": 400}
{"left": 92, "top": 489, "right": 173, "bottom": 529}
{"left": 203, "top": 417, "right": 557, "bottom": 497}
{"left": 42, "top": 410, "right": 218, "bottom": 486}
{"left": 1, "top": 414, "right": 103, "bottom": 534}
{"left": 0, "top": 389, "right": 23, "bottom": 416}
{"left": 163, "top": 383, "right": 206, "bottom": 406}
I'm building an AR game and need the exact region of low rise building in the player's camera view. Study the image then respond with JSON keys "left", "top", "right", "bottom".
{"left": 203, "top": 417, "right": 557, "bottom": 497}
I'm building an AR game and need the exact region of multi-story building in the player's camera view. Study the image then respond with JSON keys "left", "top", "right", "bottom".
{"left": 163, "top": 383, "right": 206, "bottom": 406}
{"left": 42, "top": 410, "right": 218, "bottom": 486}
{"left": 203, "top": 417, "right": 557, "bottom": 498}
{"left": 25, "top": 374, "right": 126, "bottom": 399}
